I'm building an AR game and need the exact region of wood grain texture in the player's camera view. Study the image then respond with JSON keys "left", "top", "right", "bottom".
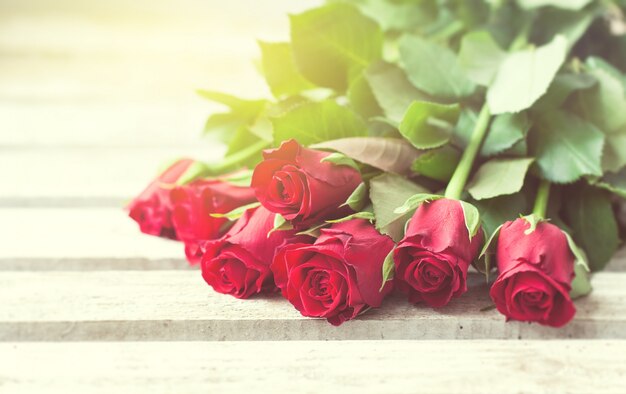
{"left": 0, "top": 271, "right": 624, "bottom": 341}
{"left": 0, "top": 209, "right": 188, "bottom": 270}
{"left": 1, "top": 340, "right": 625, "bottom": 394}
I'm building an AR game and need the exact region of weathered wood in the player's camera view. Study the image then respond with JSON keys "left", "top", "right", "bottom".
{"left": 0, "top": 209, "right": 188, "bottom": 270}
{"left": 0, "top": 147, "right": 222, "bottom": 207}
{"left": 0, "top": 271, "right": 624, "bottom": 341}
{"left": 1, "top": 340, "right": 625, "bottom": 393}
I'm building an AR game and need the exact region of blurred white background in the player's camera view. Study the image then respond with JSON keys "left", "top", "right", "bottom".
{"left": 0, "top": 0, "right": 321, "bottom": 203}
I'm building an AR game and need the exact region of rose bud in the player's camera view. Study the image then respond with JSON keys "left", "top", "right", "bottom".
{"left": 128, "top": 158, "right": 194, "bottom": 239}
{"left": 170, "top": 177, "right": 256, "bottom": 265}
{"left": 251, "top": 139, "right": 361, "bottom": 226}
{"left": 489, "top": 218, "right": 576, "bottom": 327}
{"left": 271, "top": 219, "right": 394, "bottom": 326}
{"left": 201, "top": 206, "right": 311, "bottom": 299}
{"left": 394, "top": 198, "right": 484, "bottom": 308}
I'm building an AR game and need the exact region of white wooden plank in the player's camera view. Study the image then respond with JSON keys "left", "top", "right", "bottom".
{"left": 0, "top": 209, "right": 188, "bottom": 270}
{"left": 0, "top": 147, "right": 223, "bottom": 207}
{"left": 1, "top": 340, "right": 625, "bottom": 394}
{"left": 0, "top": 271, "right": 624, "bottom": 341}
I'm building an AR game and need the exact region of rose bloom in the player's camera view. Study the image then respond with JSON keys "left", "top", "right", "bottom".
{"left": 251, "top": 139, "right": 361, "bottom": 226}
{"left": 128, "top": 158, "right": 194, "bottom": 239}
{"left": 271, "top": 219, "right": 394, "bottom": 326}
{"left": 202, "top": 206, "right": 311, "bottom": 299}
{"left": 170, "top": 177, "right": 256, "bottom": 265}
{"left": 490, "top": 218, "right": 576, "bottom": 327}
{"left": 394, "top": 198, "right": 483, "bottom": 308}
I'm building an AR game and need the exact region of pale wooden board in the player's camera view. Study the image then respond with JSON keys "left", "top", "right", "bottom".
{"left": 0, "top": 271, "right": 624, "bottom": 341}
{"left": 0, "top": 147, "right": 223, "bottom": 207}
{"left": 1, "top": 340, "right": 625, "bottom": 394}
{"left": 0, "top": 209, "right": 189, "bottom": 270}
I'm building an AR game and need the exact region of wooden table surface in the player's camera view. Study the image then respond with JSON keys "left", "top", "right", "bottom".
{"left": 1, "top": 1, "right": 625, "bottom": 393}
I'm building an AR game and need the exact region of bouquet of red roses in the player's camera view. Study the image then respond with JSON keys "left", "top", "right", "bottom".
{"left": 129, "top": 0, "right": 626, "bottom": 327}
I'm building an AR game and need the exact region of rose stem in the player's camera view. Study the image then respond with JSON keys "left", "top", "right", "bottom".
{"left": 444, "top": 103, "right": 491, "bottom": 200}
{"left": 443, "top": 17, "right": 534, "bottom": 201}
{"left": 532, "top": 179, "right": 551, "bottom": 219}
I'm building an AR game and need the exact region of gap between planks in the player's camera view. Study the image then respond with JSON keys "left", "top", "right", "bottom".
{"left": 0, "top": 271, "right": 624, "bottom": 341}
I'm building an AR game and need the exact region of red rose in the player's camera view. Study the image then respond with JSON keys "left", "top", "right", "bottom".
{"left": 271, "top": 219, "right": 394, "bottom": 326}
{"left": 170, "top": 177, "right": 256, "bottom": 265}
{"left": 128, "top": 159, "right": 194, "bottom": 239}
{"left": 251, "top": 139, "right": 361, "bottom": 226}
{"left": 394, "top": 198, "right": 483, "bottom": 308}
{"left": 201, "top": 207, "right": 310, "bottom": 299}
{"left": 490, "top": 218, "right": 576, "bottom": 327}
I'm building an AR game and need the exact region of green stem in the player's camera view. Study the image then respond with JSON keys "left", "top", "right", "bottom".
{"left": 210, "top": 139, "right": 270, "bottom": 174}
{"left": 532, "top": 179, "right": 551, "bottom": 219}
{"left": 444, "top": 104, "right": 491, "bottom": 200}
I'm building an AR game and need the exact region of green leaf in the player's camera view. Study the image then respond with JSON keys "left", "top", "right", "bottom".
{"left": 353, "top": 0, "right": 437, "bottom": 32}
{"left": 295, "top": 222, "right": 329, "bottom": 238}
{"left": 399, "top": 101, "right": 460, "bottom": 149}
{"left": 577, "top": 60, "right": 626, "bottom": 172}
{"left": 259, "top": 41, "right": 314, "bottom": 97}
{"left": 320, "top": 152, "right": 360, "bottom": 171}
{"left": 211, "top": 202, "right": 262, "bottom": 220}
{"left": 468, "top": 158, "right": 535, "bottom": 200}
{"left": 411, "top": 145, "right": 461, "bottom": 182}
{"left": 218, "top": 170, "right": 254, "bottom": 187}
{"left": 531, "top": 7, "right": 596, "bottom": 49}
{"left": 458, "top": 30, "right": 506, "bottom": 86}
{"left": 175, "top": 161, "right": 213, "bottom": 185}
{"left": 476, "top": 224, "right": 503, "bottom": 281}
{"left": 534, "top": 72, "right": 597, "bottom": 110}
{"left": 399, "top": 34, "right": 476, "bottom": 100}
{"left": 487, "top": 35, "right": 568, "bottom": 114}
{"left": 594, "top": 169, "right": 626, "bottom": 199}
{"left": 394, "top": 194, "right": 443, "bottom": 215}
{"left": 272, "top": 100, "right": 367, "bottom": 146}
{"left": 365, "top": 62, "right": 430, "bottom": 123}
{"left": 290, "top": 3, "right": 383, "bottom": 91}
{"left": 521, "top": 214, "right": 545, "bottom": 235}
{"left": 269, "top": 214, "right": 294, "bottom": 235}
{"left": 482, "top": 113, "right": 531, "bottom": 156}
{"left": 570, "top": 259, "right": 592, "bottom": 299}
{"left": 197, "top": 90, "right": 266, "bottom": 112}
{"left": 516, "top": 0, "right": 593, "bottom": 10}
{"left": 199, "top": 91, "right": 268, "bottom": 146}
{"left": 347, "top": 72, "right": 383, "bottom": 119}
{"left": 369, "top": 173, "right": 429, "bottom": 241}
{"left": 459, "top": 201, "right": 481, "bottom": 240}
{"left": 379, "top": 248, "right": 396, "bottom": 292}
{"left": 326, "top": 211, "right": 375, "bottom": 223}
{"left": 562, "top": 230, "right": 592, "bottom": 299}
{"left": 529, "top": 111, "right": 604, "bottom": 183}
{"left": 579, "top": 62, "right": 626, "bottom": 133}
{"left": 342, "top": 182, "right": 368, "bottom": 211}
{"left": 312, "top": 137, "right": 420, "bottom": 175}
{"left": 473, "top": 193, "right": 530, "bottom": 236}
{"left": 564, "top": 185, "right": 620, "bottom": 271}
{"left": 480, "top": 224, "right": 503, "bottom": 259}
